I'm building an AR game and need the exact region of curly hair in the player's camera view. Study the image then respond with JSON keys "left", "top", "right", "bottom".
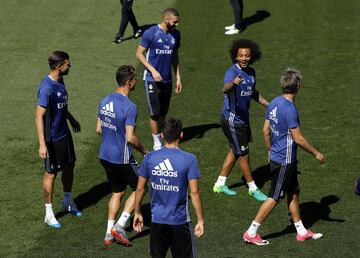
{"left": 229, "top": 39, "right": 261, "bottom": 64}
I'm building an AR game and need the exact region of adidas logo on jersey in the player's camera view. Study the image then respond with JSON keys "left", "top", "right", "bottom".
{"left": 151, "top": 159, "right": 178, "bottom": 177}
{"left": 100, "top": 101, "right": 116, "bottom": 118}
{"left": 269, "top": 107, "right": 278, "bottom": 123}
{"left": 157, "top": 38, "right": 163, "bottom": 43}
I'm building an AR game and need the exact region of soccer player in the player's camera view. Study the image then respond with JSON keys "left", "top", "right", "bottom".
{"left": 243, "top": 68, "right": 326, "bottom": 245}
{"left": 36, "top": 51, "right": 82, "bottom": 229}
{"left": 225, "top": 0, "right": 245, "bottom": 35}
{"left": 136, "top": 8, "right": 182, "bottom": 150}
{"left": 96, "top": 65, "right": 148, "bottom": 246}
{"left": 133, "top": 117, "right": 204, "bottom": 258}
{"left": 213, "top": 39, "right": 269, "bottom": 201}
{"left": 113, "top": 0, "right": 142, "bottom": 44}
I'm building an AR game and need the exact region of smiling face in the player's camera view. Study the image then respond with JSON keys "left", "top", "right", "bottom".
{"left": 164, "top": 14, "right": 180, "bottom": 31}
{"left": 236, "top": 48, "right": 251, "bottom": 68}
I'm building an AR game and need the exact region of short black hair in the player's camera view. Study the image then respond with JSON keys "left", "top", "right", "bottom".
{"left": 48, "top": 51, "right": 69, "bottom": 69}
{"left": 229, "top": 39, "right": 261, "bottom": 64}
{"left": 162, "top": 117, "right": 182, "bottom": 143}
{"left": 116, "top": 65, "right": 136, "bottom": 86}
{"left": 163, "top": 7, "right": 180, "bottom": 17}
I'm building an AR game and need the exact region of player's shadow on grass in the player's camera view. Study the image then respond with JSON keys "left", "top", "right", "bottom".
{"left": 56, "top": 181, "right": 111, "bottom": 219}
{"left": 180, "top": 123, "right": 221, "bottom": 143}
{"left": 228, "top": 164, "right": 271, "bottom": 190}
{"left": 241, "top": 10, "right": 271, "bottom": 32}
{"left": 117, "top": 23, "right": 157, "bottom": 43}
{"left": 262, "top": 195, "right": 345, "bottom": 239}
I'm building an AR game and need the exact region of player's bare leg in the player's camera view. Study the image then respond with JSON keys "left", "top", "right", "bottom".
{"left": 150, "top": 117, "right": 164, "bottom": 150}
{"left": 239, "top": 154, "right": 267, "bottom": 202}
{"left": 43, "top": 172, "right": 61, "bottom": 228}
{"left": 111, "top": 191, "right": 134, "bottom": 246}
{"left": 288, "top": 193, "right": 323, "bottom": 241}
{"left": 213, "top": 150, "right": 237, "bottom": 195}
{"left": 243, "top": 198, "right": 277, "bottom": 245}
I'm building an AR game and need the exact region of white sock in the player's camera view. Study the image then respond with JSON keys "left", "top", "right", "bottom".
{"left": 247, "top": 181, "right": 257, "bottom": 192}
{"left": 294, "top": 220, "right": 307, "bottom": 235}
{"left": 152, "top": 133, "right": 162, "bottom": 146}
{"left": 247, "top": 220, "right": 261, "bottom": 237}
{"left": 107, "top": 219, "right": 116, "bottom": 234}
{"left": 116, "top": 211, "right": 131, "bottom": 228}
{"left": 45, "top": 203, "right": 55, "bottom": 218}
{"left": 215, "top": 176, "right": 227, "bottom": 187}
{"left": 62, "top": 192, "right": 72, "bottom": 205}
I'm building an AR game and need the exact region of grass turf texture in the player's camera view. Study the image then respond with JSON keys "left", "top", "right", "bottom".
{"left": 0, "top": 0, "right": 359, "bottom": 257}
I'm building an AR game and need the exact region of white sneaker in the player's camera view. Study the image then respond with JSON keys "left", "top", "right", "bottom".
{"left": 61, "top": 201, "right": 82, "bottom": 217}
{"left": 44, "top": 215, "right": 61, "bottom": 229}
{"left": 225, "top": 28, "right": 240, "bottom": 35}
{"left": 225, "top": 24, "right": 235, "bottom": 30}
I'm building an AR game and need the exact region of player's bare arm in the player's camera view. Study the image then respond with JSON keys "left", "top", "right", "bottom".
{"left": 136, "top": 45, "right": 162, "bottom": 82}
{"left": 290, "top": 127, "right": 326, "bottom": 164}
{"left": 263, "top": 119, "right": 271, "bottom": 162}
{"left": 95, "top": 117, "right": 102, "bottom": 134}
{"left": 172, "top": 49, "right": 182, "bottom": 93}
{"left": 252, "top": 89, "right": 269, "bottom": 107}
{"left": 189, "top": 178, "right": 204, "bottom": 238}
{"left": 67, "top": 110, "right": 81, "bottom": 133}
{"left": 133, "top": 176, "right": 147, "bottom": 232}
{"left": 126, "top": 125, "right": 148, "bottom": 155}
{"left": 35, "top": 106, "right": 48, "bottom": 159}
{"left": 223, "top": 75, "right": 242, "bottom": 92}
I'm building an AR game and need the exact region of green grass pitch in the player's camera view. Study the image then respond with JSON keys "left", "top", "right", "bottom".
{"left": 0, "top": 0, "right": 359, "bottom": 257}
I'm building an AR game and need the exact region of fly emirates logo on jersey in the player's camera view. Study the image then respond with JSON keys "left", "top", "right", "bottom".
{"left": 151, "top": 158, "right": 179, "bottom": 192}
{"left": 57, "top": 94, "right": 68, "bottom": 109}
{"left": 155, "top": 42, "right": 174, "bottom": 55}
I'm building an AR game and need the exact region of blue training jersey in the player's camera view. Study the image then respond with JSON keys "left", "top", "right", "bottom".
{"left": 138, "top": 147, "right": 200, "bottom": 225}
{"left": 265, "top": 96, "right": 300, "bottom": 164}
{"left": 222, "top": 64, "right": 256, "bottom": 125}
{"left": 98, "top": 92, "right": 137, "bottom": 164}
{"left": 140, "top": 25, "right": 181, "bottom": 83}
{"left": 37, "top": 75, "right": 69, "bottom": 142}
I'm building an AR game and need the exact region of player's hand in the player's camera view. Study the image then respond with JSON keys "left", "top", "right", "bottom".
{"left": 194, "top": 221, "right": 204, "bottom": 238}
{"left": 70, "top": 119, "right": 81, "bottom": 133}
{"left": 151, "top": 70, "right": 162, "bottom": 82}
{"left": 315, "top": 152, "right": 326, "bottom": 164}
{"left": 133, "top": 214, "right": 144, "bottom": 233}
{"left": 39, "top": 144, "right": 48, "bottom": 159}
{"left": 233, "top": 75, "right": 243, "bottom": 85}
{"left": 175, "top": 79, "right": 182, "bottom": 93}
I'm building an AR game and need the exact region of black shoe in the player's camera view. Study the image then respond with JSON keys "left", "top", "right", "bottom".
{"left": 113, "top": 36, "right": 123, "bottom": 44}
{"left": 133, "top": 29, "right": 142, "bottom": 39}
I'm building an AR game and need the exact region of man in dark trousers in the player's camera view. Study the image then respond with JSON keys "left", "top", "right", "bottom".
{"left": 113, "top": 0, "right": 142, "bottom": 44}
{"left": 225, "top": 0, "right": 244, "bottom": 35}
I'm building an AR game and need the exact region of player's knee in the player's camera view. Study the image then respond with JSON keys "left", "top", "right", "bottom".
{"left": 239, "top": 152, "right": 249, "bottom": 159}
